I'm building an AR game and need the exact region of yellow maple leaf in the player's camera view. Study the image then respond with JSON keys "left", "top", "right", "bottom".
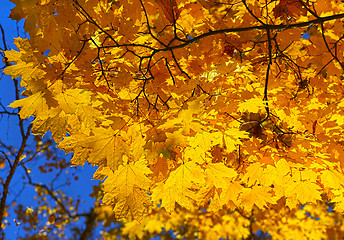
{"left": 4, "top": 38, "right": 46, "bottom": 91}
{"left": 184, "top": 131, "right": 223, "bottom": 163}
{"left": 220, "top": 181, "right": 243, "bottom": 209}
{"left": 32, "top": 110, "right": 68, "bottom": 142}
{"left": 240, "top": 185, "right": 276, "bottom": 212}
{"left": 321, "top": 169, "right": 344, "bottom": 189}
{"left": 207, "top": 189, "right": 222, "bottom": 213}
{"left": 165, "top": 161, "right": 205, "bottom": 188}
{"left": 205, "top": 162, "right": 237, "bottom": 189}
{"left": 286, "top": 181, "right": 322, "bottom": 204}
{"left": 70, "top": 146, "right": 90, "bottom": 167}
{"left": 152, "top": 161, "right": 204, "bottom": 212}
{"left": 121, "top": 123, "right": 148, "bottom": 161}
{"left": 159, "top": 96, "right": 206, "bottom": 134}
{"left": 290, "top": 168, "right": 318, "bottom": 183}
{"left": 143, "top": 218, "right": 164, "bottom": 234}
{"left": 224, "top": 128, "right": 250, "bottom": 152}
{"left": 330, "top": 190, "right": 344, "bottom": 213}
{"left": 122, "top": 220, "right": 144, "bottom": 240}
{"left": 104, "top": 159, "right": 152, "bottom": 198}
{"left": 80, "top": 127, "right": 128, "bottom": 169}
{"left": 242, "top": 162, "right": 264, "bottom": 187}
{"left": 55, "top": 89, "right": 93, "bottom": 114}
{"left": 102, "top": 160, "right": 152, "bottom": 219}
{"left": 152, "top": 182, "right": 196, "bottom": 213}
{"left": 113, "top": 186, "right": 151, "bottom": 221}
{"left": 4, "top": 62, "right": 46, "bottom": 89}
{"left": 8, "top": 91, "right": 48, "bottom": 119}
{"left": 238, "top": 98, "right": 268, "bottom": 113}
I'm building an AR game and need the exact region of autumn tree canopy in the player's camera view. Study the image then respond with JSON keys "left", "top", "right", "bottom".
{"left": 4, "top": 0, "right": 344, "bottom": 238}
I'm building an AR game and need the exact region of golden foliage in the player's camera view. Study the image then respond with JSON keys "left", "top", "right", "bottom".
{"left": 5, "top": 0, "right": 344, "bottom": 238}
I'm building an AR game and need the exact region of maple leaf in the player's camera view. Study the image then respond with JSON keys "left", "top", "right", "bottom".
{"left": 82, "top": 128, "right": 128, "bottom": 169}
{"left": 32, "top": 110, "right": 68, "bottom": 142}
{"left": 238, "top": 98, "right": 268, "bottom": 113}
{"left": 240, "top": 185, "right": 276, "bottom": 212}
{"left": 152, "top": 161, "right": 204, "bottom": 212}
{"left": 330, "top": 190, "right": 344, "bottom": 213}
{"left": 205, "top": 162, "right": 237, "bottom": 189}
{"left": 220, "top": 181, "right": 243, "bottom": 209}
{"left": 9, "top": 0, "right": 40, "bottom": 32}
{"left": 58, "top": 127, "right": 128, "bottom": 169}
{"left": 113, "top": 186, "right": 151, "bottom": 221}
{"left": 224, "top": 128, "right": 250, "bottom": 153}
{"left": 320, "top": 169, "right": 344, "bottom": 190}
{"left": 8, "top": 91, "right": 49, "bottom": 119}
{"left": 121, "top": 220, "right": 144, "bottom": 239}
{"left": 104, "top": 159, "right": 152, "bottom": 198}
{"left": 102, "top": 160, "right": 152, "bottom": 219}
{"left": 224, "top": 44, "right": 235, "bottom": 57}
{"left": 273, "top": 0, "right": 308, "bottom": 19}
{"left": 242, "top": 162, "right": 264, "bottom": 187}
{"left": 184, "top": 131, "right": 223, "bottom": 163}
{"left": 155, "top": 0, "right": 181, "bottom": 23}
{"left": 143, "top": 218, "right": 164, "bottom": 234}
{"left": 159, "top": 96, "right": 206, "bottom": 134}
{"left": 55, "top": 89, "right": 93, "bottom": 114}
{"left": 152, "top": 182, "right": 196, "bottom": 213}
{"left": 286, "top": 181, "right": 322, "bottom": 205}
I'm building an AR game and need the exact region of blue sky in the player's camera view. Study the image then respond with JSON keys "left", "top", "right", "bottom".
{"left": 0, "top": 0, "right": 99, "bottom": 238}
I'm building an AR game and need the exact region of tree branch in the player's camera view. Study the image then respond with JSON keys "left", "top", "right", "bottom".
{"left": 0, "top": 124, "right": 32, "bottom": 235}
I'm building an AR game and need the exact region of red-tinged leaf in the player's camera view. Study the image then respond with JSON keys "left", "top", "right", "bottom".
{"left": 155, "top": 0, "right": 181, "bottom": 23}
{"left": 273, "top": 0, "right": 308, "bottom": 19}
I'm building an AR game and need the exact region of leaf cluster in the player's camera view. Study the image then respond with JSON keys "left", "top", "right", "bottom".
{"left": 4, "top": 0, "right": 344, "bottom": 238}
